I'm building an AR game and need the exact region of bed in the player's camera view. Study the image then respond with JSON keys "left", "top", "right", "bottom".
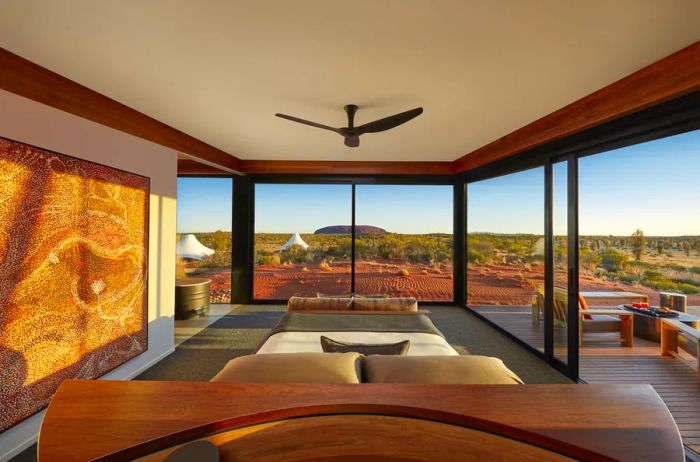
{"left": 256, "top": 312, "right": 459, "bottom": 356}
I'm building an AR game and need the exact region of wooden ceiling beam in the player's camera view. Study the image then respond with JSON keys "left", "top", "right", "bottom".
{"left": 453, "top": 41, "right": 700, "bottom": 173}
{"left": 0, "top": 47, "right": 242, "bottom": 172}
{"left": 4, "top": 41, "right": 700, "bottom": 177}
{"left": 238, "top": 160, "right": 455, "bottom": 175}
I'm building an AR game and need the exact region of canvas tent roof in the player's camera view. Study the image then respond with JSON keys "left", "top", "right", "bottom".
{"left": 176, "top": 234, "right": 215, "bottom": 260}
{"left": 279, "top": 233, "right": 309, "bottom": 251}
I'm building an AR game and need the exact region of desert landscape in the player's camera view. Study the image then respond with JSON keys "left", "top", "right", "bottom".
{"left": 179, "top": 228, "right": 700, "bottom": 307}
{"left": 468, "top": 232, "right": 700, "bottom": 307}
{"left": 254, "top": 229, "right": 454, "bottom": 301}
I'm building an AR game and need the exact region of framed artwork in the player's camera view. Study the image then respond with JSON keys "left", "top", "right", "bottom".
{"left": 0, "top": 137, "right": 149, "bottom": 432}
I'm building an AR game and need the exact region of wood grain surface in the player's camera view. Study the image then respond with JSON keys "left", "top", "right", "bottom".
{"left": 38, "top": 380, "right": 684, "bottom": 462}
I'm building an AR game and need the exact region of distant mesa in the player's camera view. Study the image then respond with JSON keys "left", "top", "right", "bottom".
{"left": 314, "top": 225, "right": 386, "bottom": 235}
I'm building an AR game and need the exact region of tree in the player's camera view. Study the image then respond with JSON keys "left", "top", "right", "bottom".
{"left": 600, "top": 248, "right": 629, "bottom": 272}
{"left": 630, "top": 229, "right": 646, "bottom": 261}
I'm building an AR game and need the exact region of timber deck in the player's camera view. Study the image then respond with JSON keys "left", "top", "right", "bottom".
{"left": 471, "top": 305, "right": 700, "bottom": 452}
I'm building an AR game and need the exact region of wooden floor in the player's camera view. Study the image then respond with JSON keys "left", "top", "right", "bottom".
{"left": 471, "top": 306, "right": 700, "bottom": 452}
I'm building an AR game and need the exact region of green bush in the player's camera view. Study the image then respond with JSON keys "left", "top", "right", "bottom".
{"left": 676, "top": 283, "right": 700, "bottom": 294}
{"left": 467, "top": 249, "right": 485, "bottom": 264}
{"left": 600, "top": 248, "right": 629, "bottom": 272}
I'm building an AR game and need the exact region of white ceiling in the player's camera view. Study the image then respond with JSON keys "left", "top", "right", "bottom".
{"left": 1, "top": 1, "right": 699, "bottom": 162}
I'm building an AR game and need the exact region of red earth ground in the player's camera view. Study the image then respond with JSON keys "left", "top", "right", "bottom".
{"left": 197, "top": 261, "right": 700, "bottom": 306}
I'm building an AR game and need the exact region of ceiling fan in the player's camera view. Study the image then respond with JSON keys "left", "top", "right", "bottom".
{"left": 275, "top": 104, "right": 423, "bottom": 147}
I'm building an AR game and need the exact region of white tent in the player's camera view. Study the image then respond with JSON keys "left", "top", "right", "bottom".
{"left": 176, "top": 234, "right": 215, "bottom": 260}
{"left": 278, "top": 233, "right": 310, "bottom": 251}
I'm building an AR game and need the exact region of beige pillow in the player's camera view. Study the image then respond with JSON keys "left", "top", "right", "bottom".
{"left": 211, "top": 353, "right": 363, "bottom": 384}
{"left": 363, "top": 355, "right": 523, "bottom": 385}
{"left": 288, "top": 296, "right": 352, "bottom": 311}
{"left": 352, "top": 297, "right": 418, "bottom": 312}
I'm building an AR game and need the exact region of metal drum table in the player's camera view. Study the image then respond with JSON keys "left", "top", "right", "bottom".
{"left": 175, "top": 278, "right": 212, "bottom": 320}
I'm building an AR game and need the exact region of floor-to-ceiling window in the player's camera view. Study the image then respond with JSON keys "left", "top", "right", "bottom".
{"left": 577, "top": 129, "right": 700, "bottom": 449}
{"left": 355, "top": 185, "right": 454, "bottom": 301}
{"left": 176, "top": 177, "right": 233, "bottom": 304}
{"left": 254, "top": 184, "right": 352, "bottom": 299}
{"left": 578, "top": 130, "right": 700, "bottom": 309}
{"left": 467, "top": 167, "right": 545, "bottom": 351}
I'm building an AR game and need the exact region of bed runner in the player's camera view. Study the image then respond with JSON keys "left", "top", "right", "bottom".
{"left": 269, "top": 312, "right": 444, "bottom": 337}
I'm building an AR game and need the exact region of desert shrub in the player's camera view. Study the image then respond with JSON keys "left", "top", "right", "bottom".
{"left": 676, "top": 283, "right": 700, "bottom": 294}
{"left": 280, "top": 244, "right": 313, "bottom": 264}
{"left": 671, "top": 277, "right": 700, "bottom": 287}
{"left": 600, "top": 248, "right": 629, "bottom": 272}
{"left": 398, "top": 268, "right": 410, "bottom": 277}
{"left": 580, "top": 248, "right": 602, "bottom": 273}
{"left": 618, "top": 273, "right": 638, "bottom": 285}
{"left": 199, "top": 250, "right": 231, "bottom": 268}
{"left": 643, "top": 270, "right": 664, "bottom": 279}
{"left": 256, "top": 253, "right": 281, "bottom": 266}
{"left": 467, "top": 249, "right": 486, "bottom": 264}
{"left": 319, "top": 261, "right": 332, "bottom": 272}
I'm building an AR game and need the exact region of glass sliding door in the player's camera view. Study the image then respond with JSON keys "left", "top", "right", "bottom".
{"left": 467, "top": 167, "right": 545, "bottom": 351}
{"left": 254, "top": 184, "right": 352, "bottom": 299}
{"left": 545, "top": 156, "right": 579, "bottom": 370}
{"left": 550, "top": 159, "right": 573, "bottom": 366}
{"left": 354, "top": 185, "right": 454, "bottom": 301}
{"left": 176, "top": 177, "right": 233, "bottom": 304}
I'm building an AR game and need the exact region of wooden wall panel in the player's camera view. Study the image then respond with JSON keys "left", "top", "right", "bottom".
{"left": 453, "top": 41, "right": 700, "bottom": 173}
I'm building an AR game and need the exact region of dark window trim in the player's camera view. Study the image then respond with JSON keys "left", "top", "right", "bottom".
{"left": 462, "top": 89, "right": 700, "bottom": 382}
{"left": 250, "top": 175, "right": 458, "bottom": 303}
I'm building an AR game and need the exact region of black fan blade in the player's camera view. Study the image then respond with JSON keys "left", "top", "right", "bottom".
{"left": 344, "top": 135, "right": 360, "bottom": 147}
{"left": 355, "top": 107, "right": 423, "bottom": 134}
{"left": 275, "top": 113, "right": 342, "bottom": 134}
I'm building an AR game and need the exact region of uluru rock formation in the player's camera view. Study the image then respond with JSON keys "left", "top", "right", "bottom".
{"left": 314, "top": 225, "right": 386, "bottom": 234}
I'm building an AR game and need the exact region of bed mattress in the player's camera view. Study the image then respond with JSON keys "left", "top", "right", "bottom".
{"left": 256, "top": 312, "right": 459, "bottom": 356}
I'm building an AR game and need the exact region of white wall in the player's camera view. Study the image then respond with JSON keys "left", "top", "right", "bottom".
{"left": 0, "top": 89, "right": 178, "bottom": 461}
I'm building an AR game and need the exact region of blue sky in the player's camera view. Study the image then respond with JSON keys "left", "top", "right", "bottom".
{"left": 177, "top": 129, "right": 700, "bottom": 236}
{"left": 255, "top": 184, "right": 453, "bottom": 234}
{"left": 176, "top": 177, "right": 233, "bottom": 233}
{"left": 468, "top": 129, "right": 700, "bottom": 236}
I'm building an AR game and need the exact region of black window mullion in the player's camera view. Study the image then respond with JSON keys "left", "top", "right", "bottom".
{"left": 567, "top": 155, "right": 580, "bottom": 379}
{"left": 544, "top": 162, "right": 554, "bottom": 360}
{"left": 351, "top": 183, "right": 356, "bottom": 294}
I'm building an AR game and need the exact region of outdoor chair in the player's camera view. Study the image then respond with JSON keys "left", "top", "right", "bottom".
{"left": 660, "top": 318, "right": 700, "bottom": 383}
{"left": 532, "top": 288, "right": 633, "bottom": 346}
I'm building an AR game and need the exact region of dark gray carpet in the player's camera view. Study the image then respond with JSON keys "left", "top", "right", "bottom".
{"left": 136, "top": 306, "right": 286, "bottom": 381}
{"left": 135, "top": 304, "right": 570, "bottom": 384}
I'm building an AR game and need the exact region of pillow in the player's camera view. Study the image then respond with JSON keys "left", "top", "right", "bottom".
{"left": 363, "top": 355, "right": 523, "bottom": 385}
{"left": 210, "top": 352, "right": 363, "bottom": 384}
{"left": 288, "top": 296, "right": 352, "bottom": 311}
{"left": 353, "top": 297, "right": 418, "bottom": 312}
{"left": 320, "top": 335, "right": 410, "bottom": 356}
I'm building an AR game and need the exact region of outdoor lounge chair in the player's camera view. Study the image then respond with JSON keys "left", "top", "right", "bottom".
{"left": 532, "top": 288, "right": 633, "bottom": 346}
{"left": 660, "top": 318, "right": 700, "bottom": 383}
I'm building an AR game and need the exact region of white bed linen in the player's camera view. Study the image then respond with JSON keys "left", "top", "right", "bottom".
{"left": 256, "top": 331, "right": 459, "bottom": 356}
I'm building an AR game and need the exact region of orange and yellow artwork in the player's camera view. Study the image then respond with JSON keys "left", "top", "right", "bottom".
{"left": 0, "top": 138, "right": 148, "bottom": 432}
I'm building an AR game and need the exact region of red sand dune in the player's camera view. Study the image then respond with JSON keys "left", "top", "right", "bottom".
{"left": 254, "top": 260, "right": 453, "bottom": 301}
